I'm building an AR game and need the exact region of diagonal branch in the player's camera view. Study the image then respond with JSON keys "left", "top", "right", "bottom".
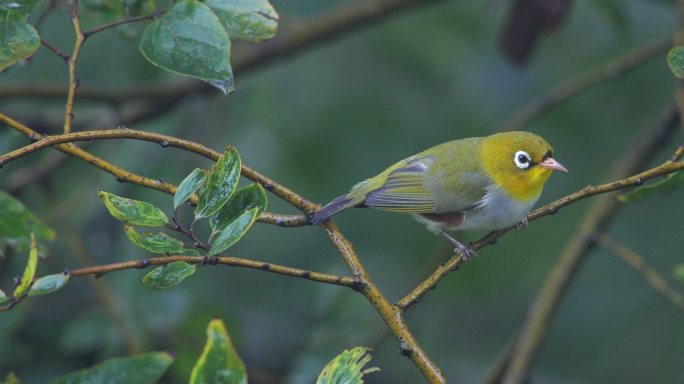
{"left": 499, "top": 37, "right": 672, "bottom": 132}
{"left": 0, "top": 112, "right": 306, "bottom": 226}
{"left": 596, "top": 234, "right": 684, "bottom": 314}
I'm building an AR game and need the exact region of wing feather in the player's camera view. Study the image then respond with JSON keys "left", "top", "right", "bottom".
{"left": 363, "top": 158, "right": 437, "bottom": 212}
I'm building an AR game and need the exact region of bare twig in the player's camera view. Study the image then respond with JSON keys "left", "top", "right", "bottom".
{"left": 499, "top": 37, "right": 672, "bottom": 132}
{"left": 596, "top": 234, "right": 684, "bottom": 314}
{"left": 83, "top": 10, "right": 166, "bottom": 39}
{"left": 64, "top": 0, "right": 84, "bottom": 133}
{"left": 40, "top": 38, "right": 69, "bottom": 62}
{"left": 67, "top": 255, "right": 356, "bottom": 287}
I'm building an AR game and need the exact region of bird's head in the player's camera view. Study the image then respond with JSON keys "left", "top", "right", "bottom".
{"left": 481, "top": 131, "right": 567, "bottom": 202}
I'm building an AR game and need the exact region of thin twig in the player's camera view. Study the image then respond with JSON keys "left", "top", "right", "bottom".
{"left": 83, "top": 10, "right": 166, "bottom": 39}
{"left": 40, "top": 38, "right": 69, "bottom": 61}
{"left": 63, "top": 0, "right": 84, "bottom": 133}
{"left": 499, "top": 37, "right": 672, "bottom": 132}
{"left": 67, "top": 255, "right": 356, "bottom": 287}
{"left": 596, "top": 234, "right": 684, "bottom": 314}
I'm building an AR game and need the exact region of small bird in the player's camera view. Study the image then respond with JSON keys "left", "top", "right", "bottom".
{"left": 312, "top": 131, "right": 567, "bottom": 260}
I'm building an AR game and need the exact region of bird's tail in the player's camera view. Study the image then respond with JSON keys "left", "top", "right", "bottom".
{"left": 311, "top": 194, "right": 358, "bottom": 224}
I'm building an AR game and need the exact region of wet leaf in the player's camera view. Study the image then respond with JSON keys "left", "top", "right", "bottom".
{"left": 142, "top": 261, "right": 196, "bottom": 291}
{"left": 124, "top": 225, "right": 185, "bottom": 254}
{"left": 196, "top": 147, "right": 241, "bottom": 219}
{"left": 139, "top": 0, "right": 234, "bottom": 93}
{"left": 316, "top": 347, "right": 379, "bottom": 384}
{"left": 98, "top": 191, "right": 169, "bottom": 226}
{"left": 0, "top": 189, "right": 55, "bottom": 252}
{"left": 13, "top": 233, "right": 37, "bottom": 298}
{"left": 207, "top": 207, "right": 258, "bottom": 256}
{"left": 210, "top": 183, "right": 267, "bottom": 231}
{"left": 203, "top": 0, "right": 278, "bottom": 42}
{"left": 0, "top": 289, "right": 7, "bottom": 304}
{"left": 28, "top": 273, "right": 70, "bottom": 296}
{"left": 0, "top": 10, "right": 40, "bottom": 71}
{"left": 52, "top": 352, "right": 173, "bottom": 384}
{"left": 174, "top": 168, "right": 207, "bottom": 209}
{"left": 617, "top": 171, "right": 684, "bottom": 203}
{"left": 189, "top": 318, "right": 247, "bottom": 384}
{"left": 668, "top": 45, "right": 684, "bottom": 79}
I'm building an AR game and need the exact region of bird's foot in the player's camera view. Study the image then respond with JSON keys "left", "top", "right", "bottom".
{"left": 440, "top": 230, "right": 477, "bottom": 262}
{"left": 516, "top": 216, "right": 529, "bottom": 230}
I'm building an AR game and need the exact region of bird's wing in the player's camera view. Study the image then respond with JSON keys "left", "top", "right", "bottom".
{"left": 359, "top": 157, "right": 437, "bottom": 213}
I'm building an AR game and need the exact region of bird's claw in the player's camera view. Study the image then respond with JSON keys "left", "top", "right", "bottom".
{"left": 454, "top": 244, "right": 476, "bottom": 263}
{"left": 516, "top": 217, "right": 529, "bottom": 230}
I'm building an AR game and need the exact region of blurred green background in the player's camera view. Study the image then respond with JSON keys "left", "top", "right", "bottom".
{"left": 1, "top": 0, "right": 683, "bottom": 383}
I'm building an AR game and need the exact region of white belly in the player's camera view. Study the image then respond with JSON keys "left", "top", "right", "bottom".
{"left": 412, "top": 185, "right": 540, "bottom": 233}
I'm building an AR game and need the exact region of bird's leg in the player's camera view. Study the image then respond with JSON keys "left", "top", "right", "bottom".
{"left": 440, "top": 230, "right": 476, "bottom": 262}
{"left": 517, "top": 216, "right": 529, "bottom": 229}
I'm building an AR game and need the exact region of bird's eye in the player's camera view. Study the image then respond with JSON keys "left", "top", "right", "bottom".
{"left": 514, "top": 150, "right": 531, "bottom": 170}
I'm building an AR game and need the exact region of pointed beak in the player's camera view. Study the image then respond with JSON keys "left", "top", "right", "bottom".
{"left": 539, "top": 157, "right": 568, "bottom": 172}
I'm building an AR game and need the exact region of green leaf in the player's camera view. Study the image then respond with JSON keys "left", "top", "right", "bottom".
{"left": 0, "top": 10, "right": 40, "bottom": 71}
{"left": 668, "top": 46, "right": 684, "bottom": 79}
{"left": 174, "top": 168, "right": 207, "bottom": 209}
{"left": 202, "top": 0, "right": 278, "bottom": 42}
{"left": 0, "top": 289, "right": 7, "bottom": 304}
{"left": 207, "top": 207, "right": 258, "bottom": 256}
{"left": 28, "top": 273, "right": 70, "bottom": 296}
{"left": 0, "top": 0, "right": 43, "bottom": 14}
{"left": 617, "top": 171, "right": 684, "bottom": 203}
{"left": 98, "top": 191, "right": 169, "bottom": 226}
{"left": 124, "top": 225, "right": 185, "bottom": 254}
{"left": 210, "top": 183, "right": 267, "bottom": 231}
{"left": 82, "top": 0, "right": 155, "bottom": 40}
{"left": 13, "top": 233, "right": 37, "bottom": 298}
{"left": 316, "top": 347, "right": 379, "bottom": 384}
{"left": 0, "top": 189, "right": 55, "bottom": 252}
{"left": 190, "top": 318, "right": 247, "bottom": 384}
{"left": 142, "top": 261, "right": 196, "bottom": 291}
{"left": 139, "top": 0, "right": 234, "bottom": 93}
{"left": 673, "top": 264, "right": 684, "bottom": 284}
{"left": 52, "top": 352, "right": 173, "bottom": 384}
{"left": 196, "top": 147, "right": 241, "bottom": 219}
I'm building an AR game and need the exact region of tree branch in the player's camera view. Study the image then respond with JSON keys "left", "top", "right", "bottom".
{"left": 499, "top": 37, "right": 671, "bottom": 132}
{"left": 596, "top": 234, "right": 684, "bottom": 314}
{"left": 0, "top": 112, "right": 307, "bottom": 226}
{"left": 64, "top": 255, "right": 357, "bottom": 287}
{"left": 64, "top": 0, "right": 84, "bottom": 133}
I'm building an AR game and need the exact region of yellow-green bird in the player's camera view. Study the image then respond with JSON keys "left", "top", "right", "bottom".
{"left": 312, "top": 131, "right": 567, "bottom": 260}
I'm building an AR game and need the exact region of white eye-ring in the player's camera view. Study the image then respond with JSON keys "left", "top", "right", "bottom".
{"left": 514, "top": 150, "right": 531, "bottom": 169}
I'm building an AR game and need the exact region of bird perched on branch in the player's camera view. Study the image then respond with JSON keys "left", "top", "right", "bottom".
{"left": 312, "top": 131, "right": 567, "bottom": 261}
